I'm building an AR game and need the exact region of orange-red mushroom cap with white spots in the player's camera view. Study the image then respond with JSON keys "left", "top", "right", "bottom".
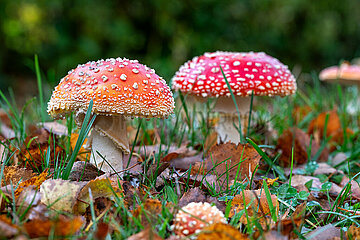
{"left": 48, "top": 57, "right": 175, "bottom": 119}
{"left": 172, "top": 51, "right": 297, "bottom": 98}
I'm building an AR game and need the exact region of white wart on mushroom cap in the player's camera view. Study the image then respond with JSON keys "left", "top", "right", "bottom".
{"left": 48, "top": 57, "right": 175, "bottom": 173}
{"left": 172, "top": 51, "right": 296, "bottom": 98}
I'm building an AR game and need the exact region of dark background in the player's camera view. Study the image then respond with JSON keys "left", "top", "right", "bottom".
{"left": 0, "top": 0, "right": 360, "bottom": 97}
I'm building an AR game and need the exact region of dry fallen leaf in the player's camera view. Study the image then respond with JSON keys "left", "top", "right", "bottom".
{"left": 340, "top": 176, "right": 360, "bottom": 199}
{"left": 305, "top": 224, "right": 342, "bottom": 240}
{"left": 348, "top": 224, "right": 360, "bottom": 239}
{"left": 277, "top": 127, "right": 329, "bottom": 166}
{"left": 16, "top": 187, "right": 42, "bottom": 219}
{"left": 128, "top": 226, "right": 163, "bottom": 240}
{"left": 70, "top": 133, "right": 90, "bottom": 161}
{"left": 293, "top": 105, "right": 312, "bottom": 125}
{"left": 261, "top": 231, "right": 289, "bottom": 240}
{"left": 308, "top": 109, "right": 353, "bottom": 151}
{"left": 14, "top": 170, "right": 49, "bottom": 198}
{"left": 40, "top": 179, "right": 87, "bottom": 212}
{"left": 197, "top": 223, "right": 248, "bottom": 240}
{"left": 73, "top": 175, "right": 124, "bottom": 214}
{"left": 178, "top": 187, "right": 226, "bottom": 213}
{"left": 193, "top": 142, "right": 260, "bottom": 182}
{"left": 229, "top": 189, "right": 278, "bottom": 228}
{"left": 94, "top": 222, "right": 110, "bottom": 240}
{"left": 18, "top": 128, "right": 65, "bottom": 171}
{"left": 133, "top": 199, "right": 163, "bottom": 226}
{"left": 290, "top": 175, "right": 343, "bottom": 197}
{"left": 68, "top": 161, "right": 104, "bottom": 181}
{"left": 0, "top": 215, "right": 19, "bottom": 238}
{"left": 1, "top": 166, "right": 35, "bottom": 186}
{"left": 23, "top": 215, "right": 84, "bottom": 238}
{"left": 274, "top": 202, "right": 306, "bottom": 238}
{"left": 308, "top": 110, "right": 341, "bottom": 140}
{"left": 204, "top": 131, "right": 218, "bottom": 155}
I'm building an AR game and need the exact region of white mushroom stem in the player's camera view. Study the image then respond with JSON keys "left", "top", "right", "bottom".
{"left": 86, "top": 115, "right": 130, "bottom": 174}
{"left": 213, "top": 96, "right": 251, "bottom": 143}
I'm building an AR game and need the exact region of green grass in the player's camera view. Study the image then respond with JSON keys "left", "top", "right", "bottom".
{"left": 0, "top": 63, "right": 359, "bottom": 239}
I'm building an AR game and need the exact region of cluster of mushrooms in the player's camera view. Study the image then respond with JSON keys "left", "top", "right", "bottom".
{"left": 47, "top": 51, "right": 298, "bottom": 174}
{"left": 47, "top": 52, "right": 298, "bottom": 237}
{"left": 47, "top": 51, "right": 360, "bottom": 237}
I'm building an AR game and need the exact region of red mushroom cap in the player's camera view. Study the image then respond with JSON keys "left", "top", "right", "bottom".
{"left": 172, "top": 51, "right": 296, "bottom": 97}
{"left": 172, "top": 202, "right": 226, "bottom": 237}
{"left": 48, "top": 57, "right": 175, "bottom": 119}
{"left": 319, "top": 62, "right": 360, "bottom": 85}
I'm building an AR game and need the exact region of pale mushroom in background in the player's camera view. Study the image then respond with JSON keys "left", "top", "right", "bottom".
{"left": 172, "top": 51, "right": 297, "bottom": 143}
{"left": 319, "top": 62, "right": 360, "bottom": 114}
{"left": 48, "top": 57, "right": 175, "bottom": 174}
{"left": 320, "top": 62, "right": 360, "bottom": 87}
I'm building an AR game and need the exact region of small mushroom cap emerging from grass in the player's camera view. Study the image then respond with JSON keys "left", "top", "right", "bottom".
{"left": 48, "top": 57, "right": 175, "bottom": 173}
{"left": 172, "top": 202, "right": 226, "bottom": 237}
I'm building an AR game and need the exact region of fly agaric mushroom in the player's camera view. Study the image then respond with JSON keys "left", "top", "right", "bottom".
{"left": 172, "top": 202, "right": 226, "bottom": 237}
{"left": 48, "top": 57, "right": 175, "bottom": 173}
{"left": 319, "top": 62, "right": 360, "bottom": 114}
{"left": 172, "top": 51, "right": 297, "bottom": 143}
{"left": 319, "top": 62, "right": 360, "bottom": 87}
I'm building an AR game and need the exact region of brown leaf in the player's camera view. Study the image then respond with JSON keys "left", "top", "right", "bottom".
{"left": 23, "top": 215, "right": 84, "bottom": 238}
{"left": 94, "top": 222, "right": 110, "bottom": 240}
{"left": 262, "top": 231, "right": 289, "bottom": 240}
{"left": 194, "top": 142, "right": 260, "bottom": 182}
{"left": 305, "top": 224, "right": 342, "bottom": 240}
{"left": 178, "top": 187, "right": 207, "bottom": 207}
{"left": 123, "top": 181, "right": 147, "bottom": 211}
{"left": 292, "top": 105, "right": 312, "bottom": 125}
{"left": 70, "top": 133, "right": 91, "bottom": 161}
{"left": 73, "top": 175, "right": 124, "bottom": 214}
{"left": 229, "top": 189, "right": 278, "bottom": 228}
{"left": 18, "top": 128, "right": 65, "bottom": 171}
{"left": 274, "top": 202, "right": 306, "bottom": 237}
{"left": 128, "top": 227, "right": 163, "bottom": 240}
{"left": 204, "top": 131, "right": 218, "bottom": 155}
{"left": 16, "top": 187, "right": 42, "bottom": 219}
{"left": 0, "top": 109, "right": 12, "bottom": 127}
{"left": 308, "top": 110, "right": 341, "bottom": 140}
{"left": 171, "top": 153, "right": 203, "bottom": 170}
{"left": 290, "top": 175, "right": 343, "bottom": 197}
{"left": 147, "top": 145, "right": 199, "bottom": 179}
{"left": 197, "top": 223, "right": 248, "bottom": 240}
{"left": 1, "top": 166, "right": 35, "bottom": 186}
{"left": 285, "top": 162, "right": 341, "bottom": 176}
{"left": 340, "top": 176, "right": 360, "bottom": 199}
{"left": 277, "top": 127, "right": 328, "bottom": 166}
{"left": 348, "top": 224, "right": 360, "bottom": 239}
{"left": 178, "top": 187, "right": 226, "bottom": 213}
{"left": 68, "top": 161, "right": 104, "bottom": 181}
{"left": 132, "top": 199, "right": 163, "bottom": 226}
{"left": 308, "top": 110, "right": 353, "bottom": 150}
{"left": 14, "top": 170, "right": 49, "bottom": 198}
{"left": 0, "top": 215, "right": 19, "bottom": 238}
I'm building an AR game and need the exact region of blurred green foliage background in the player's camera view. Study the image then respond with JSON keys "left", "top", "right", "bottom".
{"left": 0, "top": 0, "right": 359, "bottom": 92}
